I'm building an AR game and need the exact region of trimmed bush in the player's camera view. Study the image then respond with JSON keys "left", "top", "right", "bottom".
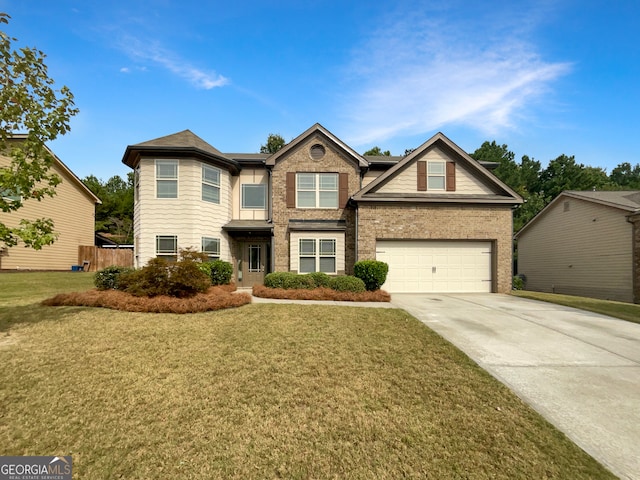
{"left": 94, "top": 265, "right": 135, "bottom": 291}
{"left": 308, "top": 271, "right": 332, "bottom": 288}
{"left": 118, "top": 258, "right": 171, "bottom": 297}
{"left": 513, "top": 275, "right": 525, "bottom": 290}
{"left": 264, "top": 272, "right": 316, "bottom": 289}
{"left": 354, "top": 260, "right": 389, "bottom": 291}
{"left": 329, "top": 275, "right": 366, "bottom": 293}
{"left": 208, "top": 260, "right": 233, "bottom": 286}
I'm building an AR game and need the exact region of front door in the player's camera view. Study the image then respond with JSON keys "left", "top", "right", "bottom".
{"left": 238, "top": 242, "right": 268, "bottom": 287}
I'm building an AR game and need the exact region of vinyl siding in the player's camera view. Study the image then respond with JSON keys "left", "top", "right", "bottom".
{"left": 232, "top": 168, "right": 268, "bottom": 220}
{"left": 0, "top": 154, "right": 97, "bottom": 270}
{"left": 376, "top": 146, "right": 496, "bottom": 195}
{"left": 134, "top": 157, "right": 232, "bottom": 267}
{"left": 517, "top": 197, "right": 633, "bottom": 302}
{"left": 362, "top": 170, "right": 382, "bottom": 188}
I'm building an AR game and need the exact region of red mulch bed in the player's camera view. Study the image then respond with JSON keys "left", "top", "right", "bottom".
{"left": 252, "top": 284, "right": 391, "bottom": 302}
{"left": 41, "top": 284, "right": 251, "bottom": 314}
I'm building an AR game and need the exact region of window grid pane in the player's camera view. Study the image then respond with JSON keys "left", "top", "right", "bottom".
{"left": 319, "top": 239, "right": 336, "bottom": 255}
{"left": 202, "top": 184, "right": 220, "bottom": 203}
{"left": 428, "top": 161, "right": 445, "bottom": 174}
{"left": 156, "top": 236, "right": 177, "bottom": 254}
{"left": 157, "top": 180, "right": 177, "bottom": 198}
{"left": 202, "top": 165, "right": 220, "bottom": 185}
{"left": 297, "top": 173, "right": 316, "bottom": 190}
{"left": 299, "top": 239, "right": 316, "bottom": 255}
{"left": 201, "top": 237, "right": 220, "bottom": 257}
{"left": 427, "top": 177, "right": 445, "bottom": 190}
{"left": 299, "top": 257, "right": 316, "bottom": 273}
{"left": 156, "top": 161, "right": 177, "bottom": 179}
{"left": 242, "top": 184, "right": 266, "bottom": 209}
{"left": 319, "top": 257, "right": 336, "bottom": 273}
{"left": 297, "top": 173, "right": 338, "bottom": 209}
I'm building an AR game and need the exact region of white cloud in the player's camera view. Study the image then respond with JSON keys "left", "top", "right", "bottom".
{"left": 341, "top": 5, "right": 571, "bottom": 145}
{"left": 118, "top": 36, "right": 228, "bottom": 90}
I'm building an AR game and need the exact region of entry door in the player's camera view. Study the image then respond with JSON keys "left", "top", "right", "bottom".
{"left": 240, "top": 242, "right": 267, "bottom": 287}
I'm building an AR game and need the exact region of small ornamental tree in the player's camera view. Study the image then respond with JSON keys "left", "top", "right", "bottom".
{"left": 0, "top": 13, "right": 79, "bottom": 249}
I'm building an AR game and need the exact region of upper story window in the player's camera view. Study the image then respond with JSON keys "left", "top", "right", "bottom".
{"left": 202, "top": 165, "right": 221, "bottom": 204}
{"left": 297, "top": 173, "right": 338, "bottom": 208}
{"left": 242, "top": 184, "right": 266, "bottom": 209}
{"left": 427, "top": 161, "right": 446, "bottom": 191}
{"left": 156, "top": 160, "right": 178, "bottom": 198}
{"left": 1, "top": 188, "right": 21, "bottom": 203}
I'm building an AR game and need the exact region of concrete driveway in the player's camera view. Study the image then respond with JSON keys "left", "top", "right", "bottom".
{"left": 391, "top": 293, "right": 640, "bottom": 480}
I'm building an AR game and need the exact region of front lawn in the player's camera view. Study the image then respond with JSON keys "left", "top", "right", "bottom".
{"left": 513, "top": 290, "right": 640, "bottom": 324}
{"left": 0, "top": 273, "right": 615, "bottom": 479}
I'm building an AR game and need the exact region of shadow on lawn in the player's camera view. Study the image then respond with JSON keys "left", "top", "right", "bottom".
{"left": 0, "top": 303, "right": 91, "bottom": 333}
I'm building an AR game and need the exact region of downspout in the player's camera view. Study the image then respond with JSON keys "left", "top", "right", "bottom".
{"left": 267, "top": 165, "right": 274, "bottom": 273}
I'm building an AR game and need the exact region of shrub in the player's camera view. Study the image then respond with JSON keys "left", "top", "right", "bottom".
{"left": 208, "top": 259, "right": 233, "bottom": 286}
{"left": 329, "top": 275, "right": 366, "bottom": 293}
{"left": 94, "top": 265, "right": 135, "bottom": 290}
{"left": 263, "top": 272, "right": 316, "bottom": 289}
{"left": 354, "top": 260, "right": 389, "bottom": 291}
{"left": 167, "top": 261, "right": 211, "bottom": 297}
{"left": 119, "top": 257, "right": 171, "bottom": 297}
{"left": 513, "top": 275, "right": 525, "bottom": 290}
{"left": 308, "top": 271, "right": 332, "bottom": 288}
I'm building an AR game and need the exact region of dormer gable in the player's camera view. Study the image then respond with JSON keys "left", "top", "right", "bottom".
{"left": 353, "top": 132, "right": 522, "bottom": 205}
{"left": 265, "top": 123, "right": 369, "bottom": 171}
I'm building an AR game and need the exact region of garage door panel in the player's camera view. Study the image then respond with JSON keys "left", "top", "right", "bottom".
{"left": 376, "top": 240, "right": 492, "bottom": 293}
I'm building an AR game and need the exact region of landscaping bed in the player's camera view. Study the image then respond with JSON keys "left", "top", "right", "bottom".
{"left": 42, "top": 284, "right": 251, "bottom": 314}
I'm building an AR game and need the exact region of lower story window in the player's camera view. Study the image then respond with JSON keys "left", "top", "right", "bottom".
{"left": 156, "top": 235, "right": 177, "bottom": 262}
{"left": 202, "top": 237, "right": 220, "bottom": 260}
{"left": 299, "top": 238, "right": 336, "bottom": 274}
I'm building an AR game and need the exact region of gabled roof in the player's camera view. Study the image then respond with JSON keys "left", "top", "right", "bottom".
{"left": 121, "top": 130, "right": 240, "bottom": 174}
{"left": 352, "top": 131, "right": 522, "bottom": 205}
{"left": 515, "top": 190, "right": 640, "bottom": 239}
{"left": 5, "top": 134, "right": 101, "bottom": 204}
{"left": 265, "top": 123, "right": 369, "bottom": 169}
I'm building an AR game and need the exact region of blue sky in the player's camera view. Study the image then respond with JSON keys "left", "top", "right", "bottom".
{"left": 2, "top": 0, "right": 639, "bottom": 181}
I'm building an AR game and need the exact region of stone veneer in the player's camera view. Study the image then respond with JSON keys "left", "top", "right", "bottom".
{"left": 356, "top": 204, "right": 515, "bottom": 293}
{"left": 271, "top": 134, "right": 361, "bottom": 274}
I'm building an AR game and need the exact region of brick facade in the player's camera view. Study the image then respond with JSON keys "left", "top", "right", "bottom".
{"left": 357, "top": 204, "right": 515, "bottom": 293}
{"left": 271, "top": 134, "right": 361, "bottom": 274}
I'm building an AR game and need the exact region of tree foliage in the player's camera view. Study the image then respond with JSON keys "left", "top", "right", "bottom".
{"left": 0, "top": 13, "right": 78, "bottom": 249}
{"left": 82, "top": 173, "right": 134, "bottom": 243}
{"left": 363, "top": 146, "right": 391, "bottom": 156}
{"left": 260, "top": 133, "right": 286, "bottom": 154}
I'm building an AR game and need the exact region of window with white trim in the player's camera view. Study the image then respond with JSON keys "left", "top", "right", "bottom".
{"left": 1, "top": 188, "right": 21, "bottom": 203}
{"left": 156, "top": 235, "right": 177, "bottom": 261}
{"left": 299, "top": 238, "right": 336, "bottom": 273}
{"left": 297, "top": 173, "right": 338, "bottom": 208}
{"left": 202, "top": 165, "right": 220, "bottom": 203}
{"left": 241, "top": 184, "right": 266, "bottom": 209}
{"left": 156, "top": 160, "right": 178, "bottom": 198}
{"left": 427, "top": 161, "right": 446, "bottom": 190}
{"left": 201, "top": 237, "right": 220, "bottom": 259}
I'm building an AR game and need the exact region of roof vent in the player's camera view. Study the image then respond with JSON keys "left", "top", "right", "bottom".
{"left": 310, "top": 144, "right": 326, "bottom": 160}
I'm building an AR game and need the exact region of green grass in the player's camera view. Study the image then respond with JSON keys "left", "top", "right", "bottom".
{"left": 513, "top": 289, "right": 640, "bottom": 324}
{"left": 0, "top": 273, "right": 615, "bottom": 479}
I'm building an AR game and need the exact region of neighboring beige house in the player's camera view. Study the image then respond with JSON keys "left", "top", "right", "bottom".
{"left": 122, "top": 124, "right": 522, "bottom": 292}
{"left": 515, "top": 190, "right": 640, "bottom": 303}
{"left": 0, "top": 136, "right": 101, "bottom": 270}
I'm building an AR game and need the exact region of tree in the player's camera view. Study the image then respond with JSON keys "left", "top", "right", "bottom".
{"left": 610, "top": 162, "right": 640, "bottom": 189}
{"left": 260, "top": 133, "right": 285, "bottom": 154}
{"left": 470, "top": 141, "right": 520, "bottom": 189}
{"left": 363, "top": 146, "right": 391, "bottom": 156}
{"left": 0, "top": 13, "right": 78, "bottom": 249}
{"left": 540, "top": 155, "right": 611, "bottom": 199}
{"left": 82, "top": 173, "right": 134, "bottom": 244}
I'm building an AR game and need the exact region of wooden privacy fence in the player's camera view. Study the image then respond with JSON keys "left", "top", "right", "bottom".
{"left": 78, "top": 246, "right": 133, "bottom": 272}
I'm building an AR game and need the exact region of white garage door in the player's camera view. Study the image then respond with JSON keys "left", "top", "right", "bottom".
{"left": 376, "top": 240, "right": 492, "bottom": 293}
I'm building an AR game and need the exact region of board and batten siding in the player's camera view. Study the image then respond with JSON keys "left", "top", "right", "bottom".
{"left": 0, "top": 154, "right": 97, "bottom": 270}
{"left": 231, "top": 168, "right": 268, "bottom": 220}
{"left": 134, "top": 157, "right": 232, "bottom": 267}
{"left": 517, "top": 197, "right": 633, "bottom": 302}
{"left": 376, "top": 146, "right": 496, "bottom": 195}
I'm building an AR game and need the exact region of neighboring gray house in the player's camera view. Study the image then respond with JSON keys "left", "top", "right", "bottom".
{"left": 121, "top": 124, "right": 522, "bottom": 293}
{"left": 515, "top": 190, "right": 640, "bottom": 303}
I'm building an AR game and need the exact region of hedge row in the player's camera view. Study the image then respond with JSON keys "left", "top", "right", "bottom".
{"left": 264, "top": 272, "right": 366, "bottom": 293}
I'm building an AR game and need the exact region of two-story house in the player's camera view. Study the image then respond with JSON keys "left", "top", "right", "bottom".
{"left": 121, "top": 124, "right": 521, "bottom": 293}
